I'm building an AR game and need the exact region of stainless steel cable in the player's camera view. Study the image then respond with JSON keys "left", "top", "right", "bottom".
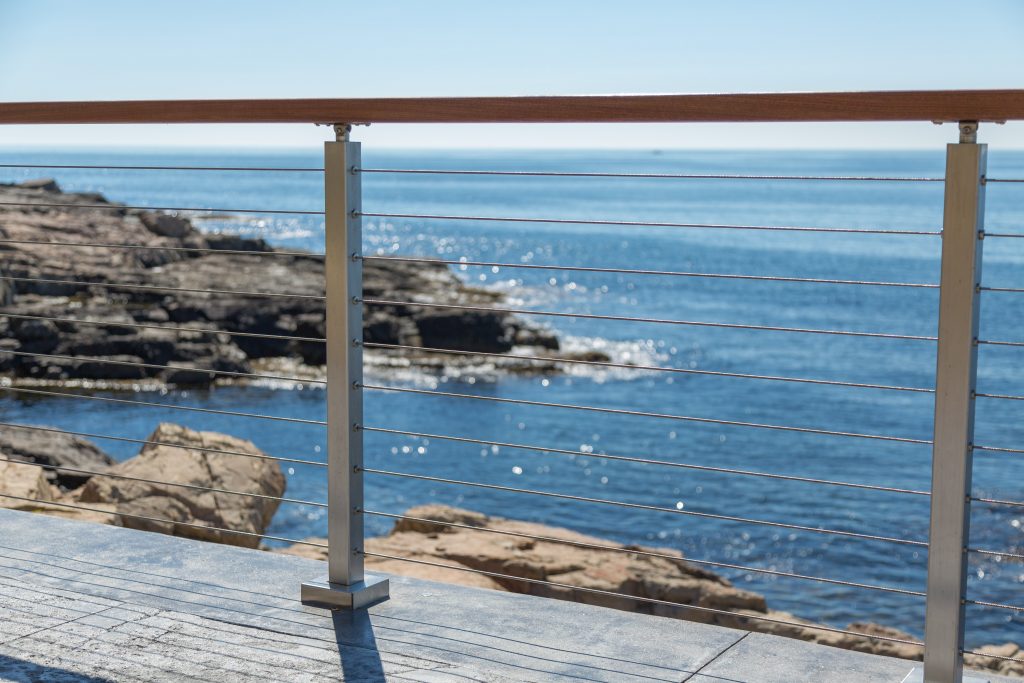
{"left": 0, "top": 456, "right": 326, "bottom": 508}
{"left": 362, "top": 342, "right": 934, "bottom": 393}
{"left": 970, "top": 496, "right": 1024, "bottom": 508}
{"left": 964, "top": 598, "right": 1024, "bottom": 612}
{"left": 0, "top": 492, "right": 328, "bottom": 547}
{"left": 987, "top": 178, "right": 1024, "bottom": 183}
{"left": 354, "top": 168, "right": 945, "bottom": 183}
{"left": 0, "top": 349, "right": 326, "bottom": 385}
{"left": 0, "top": 237, "right": 323, "bottom": 258}
{"left": 968, "top": 548, "right": 1024, "bottom": 560}
{"left": 362, "top": 426, "right": 931, "bottom": 495}
{"left": 980, "top": 286, "right": 1024, "bottom": 293}
{"left": 358, "top": 211, "right": 941, "bottom": 236}
{"left": 360, "top": 468, "right": 928, "bottom": 546}
{"left": 360, "top": 299, "right": 937, "bottom": 342}
{"left": 0, "top": 312, "right": 326, "bottom": 344}
{"left": 0, "top": 201, "right": 323, "bottom": 216}
{"left": 983, "top": 233, "right": 1024, "bottom": 238}
{"left": 0, "top": 386, "right": 327, "bottom": 426}
{"left": 362, "top": 509, "right": 927, "bottom": 597}
{"left": 360, "top": 255, "right": 938, "bottom": 289}
{"left": 961, "top": 649, "right": 1024, "bottom": 665}
{"left": 360, "top": 384, "right": 931, "bottom": 444}
{"left": 977, "top": 339, "right": 1024, "bottom": 347}
{"left": 361, "top": 551, "right": 925, "bottom": 646}
{"left": 0, "top": 275, "right": 325, "bottom": 301}
{"left": 0, "top": 420, "right": 326, "bottom": 468}
{"left": 974, "top": 445, "right": 1024, "bottom": 455}
{"left": 0, "top": 163, "right": 323, "bottom": 172}
{"left": 975, "top": 392, "right": 1024, "bottom": 401}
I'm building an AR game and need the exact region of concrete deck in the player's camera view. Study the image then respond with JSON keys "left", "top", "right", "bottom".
{"left": 0, "top": 508, "right": 1006, "bottom": 683}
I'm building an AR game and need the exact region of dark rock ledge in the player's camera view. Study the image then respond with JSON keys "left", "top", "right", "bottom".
{"left": 0, "top": 179, "right": 604, "bottom": 386}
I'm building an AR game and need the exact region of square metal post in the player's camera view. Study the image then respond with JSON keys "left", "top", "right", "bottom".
{"left": 301, "top": 125, "right": 389, "bottom": 609}
{"left": 921, "top": 122, "right": 987, "bottom": 683}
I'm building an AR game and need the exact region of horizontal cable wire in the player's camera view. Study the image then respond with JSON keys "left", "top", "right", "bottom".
{"left": 360, "top": 299, "right": 937, "bottom": 342}
{"left": 361, "top": 468, "right": 927, "bottom": 546}
{"left": 987, "top": 178, "right": 1024, "bottom": 183}
{"left": 984, "top": 233, "right": 1024, "bottom": 238}
{"left": 361, "top": 551, "right": 925, "bottom": 646}
{"left": 362, "top": 342, "right": 934, "bottom": 393}
{"left": 980, "top": 286, "right": 1024, "bottom": 293}
{"left": 977, "top": 339, "right": 1024, "bottom": 347}
{"left": 363, "top": 426, "right": 930, "bottom": 495}
{"left": 360, "top": 384, "right": 931, "bottom": 444}
{"left": 360, "top": 254, "right": 938, "bottom": 289}
{"left": 0, "top": 420, "right": 326, "bottom": 468}
{"left": 355, "top": 167, "right": 945, "bottom": 183}
{"left": 0, "top": 237, "right": 322, "bottom": 258}
{"left": 0, "top": 201, "right": 322, "bottom": 216}
{"left": 0, "top": 492, "right": 326, "bottom": 547}
{"left": 0, "top": 163, "right": 323, "bottom": 172}
{"left": 0, "top": 235, "right": 321, "bottom": 255}
{"left": 965, "top": 599, "right": 1024, "bottom": 612}
{"left": 974, "top": 445, "right": 1024, "bottom": 455}
{"left": 0, "top": 274, "right": 324, "bottom": 301}
{"left": 0, "top": 456, "right": 325, "bottom": 508}
{"left": 0, "top": 386, "right": 326, "bottom": 426}
{"left": 0, "top": 349, "right": 325, "bottom": 385}
{"left": 0, "top": 312, "right": 326, "bottom": 345}
{"left": 968, "top": 548, "right": 1024, "bottom": 560}
{"left": 962, "top": 649, "right": 1024, "bottom": 666}
{"left": 359, "top": 211, "right": 941, "bottom": 236}
{"left": 362, "top": 509, "right": 926, "bottom": 597}
{"left": 971, "top": 496, "right": 1024, "bottom": 508}
{"left": 975, "top": 392, "right": 1024, "bottom": 401}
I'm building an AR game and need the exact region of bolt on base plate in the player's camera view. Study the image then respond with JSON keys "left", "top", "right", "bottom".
{"left": 301, "top": 575, "right": 390, "bottom": 610}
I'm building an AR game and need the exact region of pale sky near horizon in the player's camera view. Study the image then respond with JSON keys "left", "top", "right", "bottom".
{"left": 0, "top": 0, "right": 1023, "bottom": 150}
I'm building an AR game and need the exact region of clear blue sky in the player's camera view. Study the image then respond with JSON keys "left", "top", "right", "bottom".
{"left": 1, "top": 0, "right": 1022, "bottom": 149}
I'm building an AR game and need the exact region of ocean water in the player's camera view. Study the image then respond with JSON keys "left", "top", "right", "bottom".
{"left": 1, "top": 148, "right": 1023, "bottom": 648}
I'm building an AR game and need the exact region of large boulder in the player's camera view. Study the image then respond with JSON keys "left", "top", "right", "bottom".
{"left": 0, "top": 459, "right": 57, "bottom": 508}
{"left": 77, "top": 423, "right": 285, "bottom": 548}
{"left": 278, "top": 503, "right": 765, "bottom": 616}
{"left": 0, "top": 426, "right": 115, "bottom": 489}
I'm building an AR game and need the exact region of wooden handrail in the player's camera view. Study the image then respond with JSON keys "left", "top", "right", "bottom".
{"left": 0, "top": 90, "right": 1022, "bottom": 125}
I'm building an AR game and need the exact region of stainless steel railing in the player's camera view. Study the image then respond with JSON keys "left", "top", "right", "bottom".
{"left": 1, "top": 94, "right": 1023, "bottom": 682}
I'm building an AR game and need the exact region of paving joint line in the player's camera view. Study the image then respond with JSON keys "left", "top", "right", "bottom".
{"left": 680, "top": 631, "right": 751, "bottom": 682}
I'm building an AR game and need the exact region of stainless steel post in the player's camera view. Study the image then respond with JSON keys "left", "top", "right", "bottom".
{"left": 301, "top": 124, "right": 389, "bottom": 609}
{"left": 921, "top": 121, "right": 987, "bottom": 683}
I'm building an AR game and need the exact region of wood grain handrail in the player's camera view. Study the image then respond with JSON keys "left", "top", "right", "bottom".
{"left": 0, "top": 90, "right": 1023, "bottom": 125}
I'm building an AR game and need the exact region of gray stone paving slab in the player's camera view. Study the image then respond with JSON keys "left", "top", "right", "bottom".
{"left": 682, "top": 630, "right": 913, "bottom": 682}
{"left": 0, "top": 507, "right": 1012, "bottom": 682}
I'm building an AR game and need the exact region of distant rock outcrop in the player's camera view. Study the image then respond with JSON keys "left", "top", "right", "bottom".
{"left": 0, "top": 179, "right": 584, "bottom": 386}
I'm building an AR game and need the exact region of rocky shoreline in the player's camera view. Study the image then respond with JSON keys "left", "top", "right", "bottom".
{"left": 0, "top": 179, "right": 603, "bottom": 387}
{"left": 0, "top": 423, "right": 1019, "bottom": 678}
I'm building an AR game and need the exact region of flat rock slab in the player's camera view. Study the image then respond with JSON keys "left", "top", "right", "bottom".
{"left": 0, "top": 508, "right": 1011, "bottom": 683}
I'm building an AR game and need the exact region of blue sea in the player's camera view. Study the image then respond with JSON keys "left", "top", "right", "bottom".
{"left": 1, "top": 148, "right": 1023, "bottom": 648}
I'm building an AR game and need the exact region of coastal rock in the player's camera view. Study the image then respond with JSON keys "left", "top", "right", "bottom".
{"left": 139, "top": 211, "right": 192, "bottom": 238}
{"left": 77, "top": 423, "right": 284, "bottom": 548}
{"left": 0, "top": 425, "right": 115, "bottom": 489}
{"left": 0, "top": 181, "right": 572, "bottom": 384}
{"left": 0, "top": 460, "right": 57, "bottom": 508}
